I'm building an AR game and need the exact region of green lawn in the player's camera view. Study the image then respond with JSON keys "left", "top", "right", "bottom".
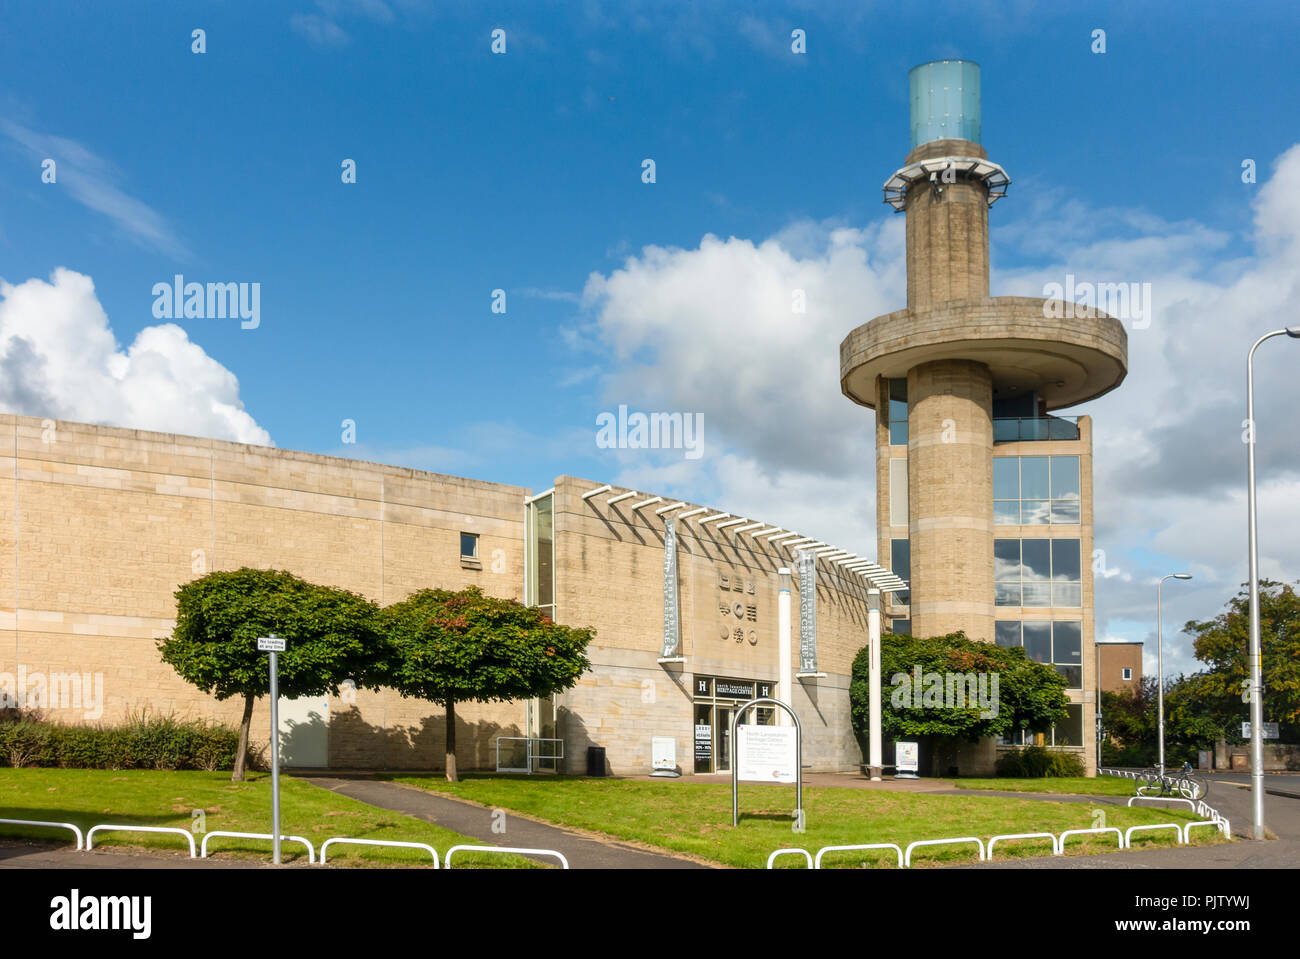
{"left": 388, "top": 774, "right": 1223, "bottom": 868}
{"left": 954, "top": 777, "right": 1137, "bottom": 796}
{"left": 0, "top": 769, "right": 532, "bottom": 867}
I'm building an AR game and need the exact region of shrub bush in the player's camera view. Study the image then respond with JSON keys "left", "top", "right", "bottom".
{"left": 996, "top": 745, "right": 1084, "bottom": 778}
{"left": 0, "top": 711, "right": 243, "bottom": 771}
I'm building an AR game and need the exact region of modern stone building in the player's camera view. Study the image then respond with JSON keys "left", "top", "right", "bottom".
{"left": 840, "top": 60, "right": 1128, "bottom": 774}
{"left": 0, "top": 414, "right": 901, "bottom": 777}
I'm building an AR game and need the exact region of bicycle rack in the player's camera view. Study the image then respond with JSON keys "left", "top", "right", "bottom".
{"left": 765, "top": 848, "right": 814, "bottom": 869}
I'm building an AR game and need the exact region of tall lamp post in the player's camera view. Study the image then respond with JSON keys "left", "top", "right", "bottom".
{"left": 1245, "top": 326, "right": 1300, "bottom": 839}
{"left": 1156, "top": 573, "right": 1192, "bottom": 779}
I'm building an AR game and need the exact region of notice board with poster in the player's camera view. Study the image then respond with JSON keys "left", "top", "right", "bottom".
{"left": 736, "top": 724, "right": 798, "bottom": 784}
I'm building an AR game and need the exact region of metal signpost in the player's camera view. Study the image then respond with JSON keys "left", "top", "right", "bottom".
{"left": 257, "top": 634, "right": 286, "bottom": 864}
{"left": 731, "top": 697, "right": 801, "bottom": 827}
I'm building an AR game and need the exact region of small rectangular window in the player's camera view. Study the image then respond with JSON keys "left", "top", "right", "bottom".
{"left": 890, "top": 538, "right": 910, "bottom": 606}
{"left": 1122, "top": 667, "right": 1132, "bottom": 681}
{"left": 888, "top": 379, "right": 908, "bottom": 446}
{"left": 460, "top": 532, "right": 479, "bottom": 560}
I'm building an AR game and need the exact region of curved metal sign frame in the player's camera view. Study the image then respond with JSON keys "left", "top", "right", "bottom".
{"left": 731, "top": 697, "right": 802, "bottom": 827}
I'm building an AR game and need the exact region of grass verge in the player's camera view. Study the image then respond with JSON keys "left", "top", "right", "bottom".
{"left": 953, "top": 777, "right": 1137, "bottom": 796}
{"left": 388, "top": 773, "right": 1223, "bottom": 868}
{"left": 0, "top": 769, "right": 532, "bottom": 868}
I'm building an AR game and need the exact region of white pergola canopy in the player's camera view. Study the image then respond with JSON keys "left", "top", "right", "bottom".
{"left": 579, "top": 482, "right": 908, "bottom": 593}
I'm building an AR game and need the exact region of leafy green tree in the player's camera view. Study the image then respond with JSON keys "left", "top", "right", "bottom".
{"left": 158, "top": 568, "right": 382, "bottom": 780}
{"left": 1100, "top": 674, "right": 1233, "bottom": 766}
{"left": 1183, "top": 579, "right": 1300, "bottom": 741}
{"left": 850, "top": 632, "right": 1069, "bottom": 774}
{"left": 380, "top": 586, "right": 594, "bottom": 781}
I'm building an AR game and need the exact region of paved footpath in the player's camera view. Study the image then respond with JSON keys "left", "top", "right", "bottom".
{"left": 308, "top": 776, "right": 709, "bottom": 869}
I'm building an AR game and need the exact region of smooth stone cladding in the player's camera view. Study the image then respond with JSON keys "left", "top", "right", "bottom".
{"left": 0, "top": 414, "right": 878, "bottom": 775}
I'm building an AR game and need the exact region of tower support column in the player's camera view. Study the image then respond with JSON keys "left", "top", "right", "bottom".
{"left": 906, "top": 358, "right": 995, "bottom": 642}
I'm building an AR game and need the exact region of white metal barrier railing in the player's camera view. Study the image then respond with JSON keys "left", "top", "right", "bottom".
{"left": 904, "top": 836, "right": 986, "bottom": 867}
{"left": 772, "top": 813, "right": 1227, "bottom": 868}
{"left": 493, "top": 737, "right": 564, "bottom": 774}
{"left": 444, "top": 844, "right": 569, "bottom": 869}
{"left": 1101, "top": 767, "right": 1230, "bottom": 833}
{"left": 1059, "top": 826, "right": 1125, "bottom": 850}
{"left": 1182, "top": 820, "right": 1230, "bottom": 842}
{"left": 201, "top": 831, "right": 315, "bottom": 863}
{"left": 0, "top": 818, "right": 85, "bottom": 849}
{"left": 1124, "top": 823, "right": 1185, "bottom": 847}
{"left": 86, "top": 824, "right": 196, "bottom": 857}
{"left": 813, "top": 843, "right": 904, "bottom": 869}
{"left": 987, "top": 832, "right": 1060, "bottom": 856}
{"left": 1127, "top": 795, "right": 1197, "bottom": 811}
{"left": 319, "top": 837, "right": 440, "bottom": 866}
{"left": 766, "top": 848, "right": 813, "bottom": 869}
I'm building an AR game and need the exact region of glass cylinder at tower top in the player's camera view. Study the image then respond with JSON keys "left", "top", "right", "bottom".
{"left": 909, "top": 59, "right": 981, "bottom": 148}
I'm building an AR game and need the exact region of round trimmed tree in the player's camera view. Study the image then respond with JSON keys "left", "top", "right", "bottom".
{"left": 158, "top": 568, "right": 383, "bottom": 780}
{"left": 380, "top": 586, "right": 594, "bottom": 781}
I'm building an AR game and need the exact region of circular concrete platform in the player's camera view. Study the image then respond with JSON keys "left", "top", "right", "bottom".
{"left": 840, "top": 295, "right": 1128, "bottom": 411}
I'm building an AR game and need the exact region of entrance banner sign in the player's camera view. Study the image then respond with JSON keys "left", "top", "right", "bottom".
{"left": 796, "top": 550, "right": 818, "bottom": 673}
{"left": 652, "top": 736, "right": 677, "bottom": 774}
{"left": 694, "top": 724, "right": 712, "bottom": 763}
{"left": 661, "top": 518, "right": 680, "bottom": 658}
{"left": 896, "top": 740, "right": 919, "bottom": 777}
{"left": 736, "top": 724, "right": 798, "bottom": 784}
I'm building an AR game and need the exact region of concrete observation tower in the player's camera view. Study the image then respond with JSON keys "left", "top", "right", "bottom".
{"left": 839, "top": 61, "right": 1128, "bottom": 771}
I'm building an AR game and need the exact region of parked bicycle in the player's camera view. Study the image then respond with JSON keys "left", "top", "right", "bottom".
{"left": 1136, "top": 762, "right": 1208, "bottom": 801}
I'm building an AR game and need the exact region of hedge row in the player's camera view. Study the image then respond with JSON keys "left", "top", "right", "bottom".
{"left": 995, "top": 745, "right": 1086, "bottom": 778}
{"left": 0, "top": 712, "right": 249, "bottom": 771}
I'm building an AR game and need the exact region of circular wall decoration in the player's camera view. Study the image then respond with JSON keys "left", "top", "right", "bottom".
{"left": 719, "top": 625, "right": 730, "bottom": 640}
{"left": 733, "top": 602, "right": 744, "bottom": 619}
{"left": 747, "top": 630, "right": 757, "bottom": 646}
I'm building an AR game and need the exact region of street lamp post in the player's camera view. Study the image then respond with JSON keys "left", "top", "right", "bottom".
{"left": 1156, "top": 573, "right": 1192, "bottom": 779}
{"left": 1245, "top": 325, "right": 1300, "bottom": 840}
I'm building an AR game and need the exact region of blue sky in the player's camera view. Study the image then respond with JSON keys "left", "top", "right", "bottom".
{"left": 4, "top": 0, "right": 1300, "bottom": 675}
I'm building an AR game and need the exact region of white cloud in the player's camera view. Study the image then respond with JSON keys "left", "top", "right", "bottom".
{"left": 1, "top": 120, "right": 188, "bottom": 259}
{"left": 0, "top": 268, "right": 270, "bottom": 446}
{"left": 291, "top": 13, "right": 351, "bottom": 48}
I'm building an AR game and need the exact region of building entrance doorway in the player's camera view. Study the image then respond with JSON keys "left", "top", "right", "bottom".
{"left": 692, "top": 676, "right": 776, "bottom": 774}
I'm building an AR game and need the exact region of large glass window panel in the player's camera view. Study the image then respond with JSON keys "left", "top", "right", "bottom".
{"left": 1051, "top": 456, "right": 1080, "bottom": 499}
{"left": 535, "top": 497, "right": 554, "bottom": 608}
{"left": 995, "top": 620, "right": 1021, "bottom": 647}
{"left": 1054, "top": 665, "right": 1083, "bottom": 688}
{"left": 1022, "top": 539, "right": 1052, "bottom": 582}
{"left": 1051, "top": 500, "right": 1080, "bottom": 525}
{"left": 1020, "top": 457, "right": 1050, "bottom": 499}
{"left": 891, "top": 618, "right": 911, "bottom": 635}
{"left": 1021, "top": 500, "right": 1051, "bottom": 525}
{"left": 1051, "top": 539, "right": 1081, "bottom": 583}
{"left": 994, "top": 539, "right": 1021, "bottom": 580}
{"left": 1052, "top": 583, "right": 1082, "bottom": 607}
{"left": 993, "top": 458, "right": 1020, "bottom": 500}
{"left": 1022, "top": 583, "right": 1052, "bottom": 607}
{"left": 1053, "top": 704, "right": 1084, "bottom": 747}
{"left": 995, "top": 583, "right": 1021, "bottom": 606}
{"left": 1023, "top": 621, "right": 1052, "bottom": 663}
{"left": 1053, "top": 621, "right": 1082, "bottom": 664}
{"left": 995, "top": 501, "right": 1021, "bottom": 525}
